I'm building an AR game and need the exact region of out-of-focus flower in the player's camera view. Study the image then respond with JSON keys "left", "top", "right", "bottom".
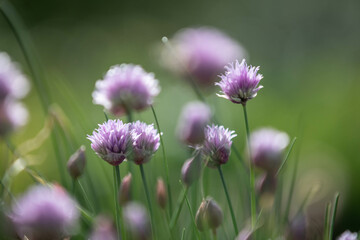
{"left": 181, "top": 154, "right": 202, "bottom": 187}
{"left": 256, "top": 173, "right": 277, "bottom": 195}
{"left": 195, "top": 197, "right": 223, "bottom": 232}
{"left": 337, "top": 230, "right": 358, "bottom": 240}
{"left": 0, "top": 52, "right": 29, "bottom": 100}
{"left": 11, "top": 185, "right": 79, "bottom": 240}
{"left": 156, "top": 178, "right": 167, "bottom": 209}
{"left": 0, "top": 99, "right": 28, "bottom": 136}
{"left": 286, "top": 214, "right": 307, "bottom": 240}
{"left": 87, "top": 119, "right": 132, "bottom": 166}
{"left": 123, "top": 202, "right": 151, "bottom": 240}
{"left": 176, "top": 101, "right": 212, "bottom": 146}
{"left": 119, "top": 173, "right": 132, "bottom": 206}
{"left": 92, "top": 64, "right": 160, "bottom": 116}
{"left": 250, "top": 128, "right": 289, "bottom": 173}
{"left": 162, "top": 27, "right": 246, "bottom": 87}
{"left": 202, "top": 124, "right": 236, "bottom": 168}
{"left": 89, "top": 215, "right": 117, "bottom": 240}
{"left": 130, "top": 121, "right": 160, "bottom": 165}
{"left": 216, "top": 59, "right": 263, "bottom": 105}
{"left": 235, "top": 227, "right": 254, "bottom": 240}
{"left": 67, "top": 145, "right": 86, "bottom": 179}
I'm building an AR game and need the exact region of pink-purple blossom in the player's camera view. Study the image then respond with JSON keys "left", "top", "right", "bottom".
{"left": 92, "top": 64, "right": 160, "bottom": 116}
{"left": 130, "top": 121, "right": 160, "bottom": 165}
{"left": 11, "top": 185, "right": 79, "bottom": 240}
{"left": 163, "top": 27, "right": 246, "bottom": 87}
{"left": 202, "top": 124, "right": 236, "bottom": 168}
{"left": 88, "top": 119, "right": 133, "bottom": 166}
{"left": 250, "top": 128, "right": 289, "bottom": 173}
{"left": 337, "top": 231, "right": 358, "bottom": 240}
{"left": 0, "top": 99, "right": 28, "bottom": 136}
{"left": 176, "top": 101, "right": 212, "bottom": 146}
{"left": 216, "top": 59, "right": 263, "bottom": 105}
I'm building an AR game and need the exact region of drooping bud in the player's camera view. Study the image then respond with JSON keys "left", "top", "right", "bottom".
{"left": 67, "top": 145, "right": 86, "bottom": 179}
{"left": 195, "top": 197, "right": 223, "bottom": 232}
{"left": 256, "top": 173, "right": 277, "bottom": 209}
{"left": 181, "top": 153, "right": 202, "bottom": 187}
{"left": 118, "top": 173, "right": 132, "bottom": 206}
{"left": 156, "top": 178, "right": 167, "bottom": 209}
{"left": 89, "top": 215, "right": 117, "bottom": 240}
{"left": 123, "top": 202, "right": 151, "bottom": 240}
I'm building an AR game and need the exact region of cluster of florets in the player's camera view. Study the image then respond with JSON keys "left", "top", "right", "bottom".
{"left": 88, "top": 119, "right": 160, "bottom": 165}
{"left": 0, "top": 52, "right": 30, "bottom": 136}
{"left": 92, "top": 64, "right": 160, "bottom": 116}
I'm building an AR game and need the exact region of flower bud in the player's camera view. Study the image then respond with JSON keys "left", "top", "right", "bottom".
{"left": 67, "top": 145, "right": 86, "bottom": 179}
{"left": 156, "top": 178, "right": 167, "bottom": 209}
{"left": 123, "top": 202, "right": 151, "bottom": 240}
{"left": 195, "top": 197, "right": 223, "bottom": 231}
{"left": 256, "top": 173, "right": 277, "bottom": 195}
{"left": 118, "top": 173, "right": 132, "bottom": 206}
{"left": 181, "top": 154, "right": 202, "bottom": 187}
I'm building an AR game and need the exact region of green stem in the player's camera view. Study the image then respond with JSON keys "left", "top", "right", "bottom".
{"left": 324, "top": 203, "right": 331, "bottom": 240}
{"left": 218, "top": 166, "right": 239, "bottom": 234}
{"left": 183, "top": 186, "right": 201, "bottom": 240}
{"left": 113, "top": 166, "right": 122, "bottom": 240}
{"left": 78, "top": 180, "right": 95, "bottom": 214}
{"left": 151, "top": 105, "right": 173, "bottom": 214}
{"left": 329, "top": 193, "right": 340, "bottom": 240}
{"left": 139, "top": 164, "right": 155, "bottom": 238}
{"left": 169, "top": 186, "right": 189, "bottom": 231}
{"left": 276, "top": 137, "right": 297, "bottom": 176}
{"left": 242, "top": 105, "right": 256, "bottom": 230}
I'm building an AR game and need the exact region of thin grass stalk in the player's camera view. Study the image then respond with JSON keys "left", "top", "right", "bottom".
{"left": 242, "top": 105, "right": 256, "bottom": 229}
{"left": 181, "top": 228, "right": 186, "bottom": 240}
{"left": 78, "top": 180, "right": 95, "bottom": 214}
{"left": 323, "top": 202, "right": 331, "bottom": 240}
{"left": 183, "top": 186, "right": 201, "bottom": 240}
{"left": 151, "top": 105, "right": 173, "bottom": 214}
{"left": 276, "top": 137, "right": 297, "bottom": 176}
{"left": 113, "top": 166, "right": 122, "bottom": 240}
{"left": 218, "top": 166, "right": 239, "bottom": 235}
{"left": 329, "top": 193, "right": 340, "bottom": 240}
{"left": 169, "top": 186, "right": 189, "bottom": 231}
{"left": 139, "top": 164, "right": 155, "bottom": 238}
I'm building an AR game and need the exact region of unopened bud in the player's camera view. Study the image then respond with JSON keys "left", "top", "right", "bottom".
{"left": 123, "top": 202, "right": 151, "bottom": 240}
{"left": 256, "top": 173, "right": 277, "bottom": 195}
{"left": 181, "top": 154, "right": 201, "bottom": 187}
{"left": 195, "top": 197, "right": 223, "bottom": 231}
{"left": 67, "top": 145, "right": 86, "bottom": 179}
{"left": 118, "top": 173, "right": 132, "bottom": 206}
{"left": 156, "top": 178, "right": 167, "bottom": 209}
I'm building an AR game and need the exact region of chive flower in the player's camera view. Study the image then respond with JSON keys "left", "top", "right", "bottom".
{"left": 0, "top": 100, "right": 28, "bottom": 136}
{"left": 130, "top": 121, "right": 160, "bottom": 165}
{"left": 176, "top": 101, "right": 212, "bottom": 146}
{"left": 123, "top": 202, "right": 151, "bottom": 240}
{"left": 250, "top": 128, "right": 289, "bottom": 173}
{"left": 216, "top": 59, "right": 263, "bottom": 105}
{"left": 87, "top": 119, "right": 133, "bottom": 166}
{"left": 0, "top": 52, "right": 29, "bottom": 101}
{"left": 337, "top": 231, "right": 358, "bottom": 240}
{"left": 163, "top": 27, "right": 245, "bottom": 87}
{"left": 202, "top": 124, "right": 236, "bottom": 168}
{"left": 92, "top": 64, "right": 160, "bottom": 116}
{"left": 11, "top": 185, "right": 79, "bottom": 240}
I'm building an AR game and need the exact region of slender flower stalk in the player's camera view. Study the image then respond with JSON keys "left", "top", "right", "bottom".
{"left": 329, "top": 193, "right": 340, "bottom": 240}
{"left": 242, "top": 105, "right": 257, "bottom": 230}
{"left": 139, "top": 164, "right": 155, "bottom": 238}
{"left": 151, "top": 105, "right": 173, "bottom": 214}
{"left": 218, "top": 166, "right": 239, "bottom": 234}
{"left": 169, "top": 186, "right": 189, "bottom": 231}
{"left": 113, "top": 166, "right": 122, "bottom": 240}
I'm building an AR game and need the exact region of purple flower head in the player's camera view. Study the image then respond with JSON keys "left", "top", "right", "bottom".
{"left": 123, "top": 202, "right": 151, "bottom": 240}
{"left": 0, "top": 52, "right": 29, "bottom": 100}
{"left": 11, "top": 185, "right": 79, "bottom": 240}
{"left": 88, "top": 119, "right": 133, "bottom": 166}
{"left": 250, "top": 128, "right": 289, "bottom": 173}
{"left": 337, "top": 231, "right": 358, "bottom": 240}
{"left": 164, "top": 27, "right": 246, "bottom": 87}
{"left": 176, "top": 101, "right": 212, "bottom": 146}
{"left": 202, "top": 124, "right": 236, "bottom": 168}
{"left": 216, "top": 59, "right": 263, "bottom": 105}
{"left": 0, "top": 99, "right": 28, "bottom": 136}
{"left": 89, "top": 215, "right": 117, "bottom": 240}
{"left": 130, "top": 121, "right": 160, "bottom": 165}
{"left": 92, "top": 64, "right": 160, "bottom": 116}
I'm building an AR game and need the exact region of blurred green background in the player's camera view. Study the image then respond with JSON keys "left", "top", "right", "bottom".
{"left": 1, "top": 0, "right": 359, "bottom": 237}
